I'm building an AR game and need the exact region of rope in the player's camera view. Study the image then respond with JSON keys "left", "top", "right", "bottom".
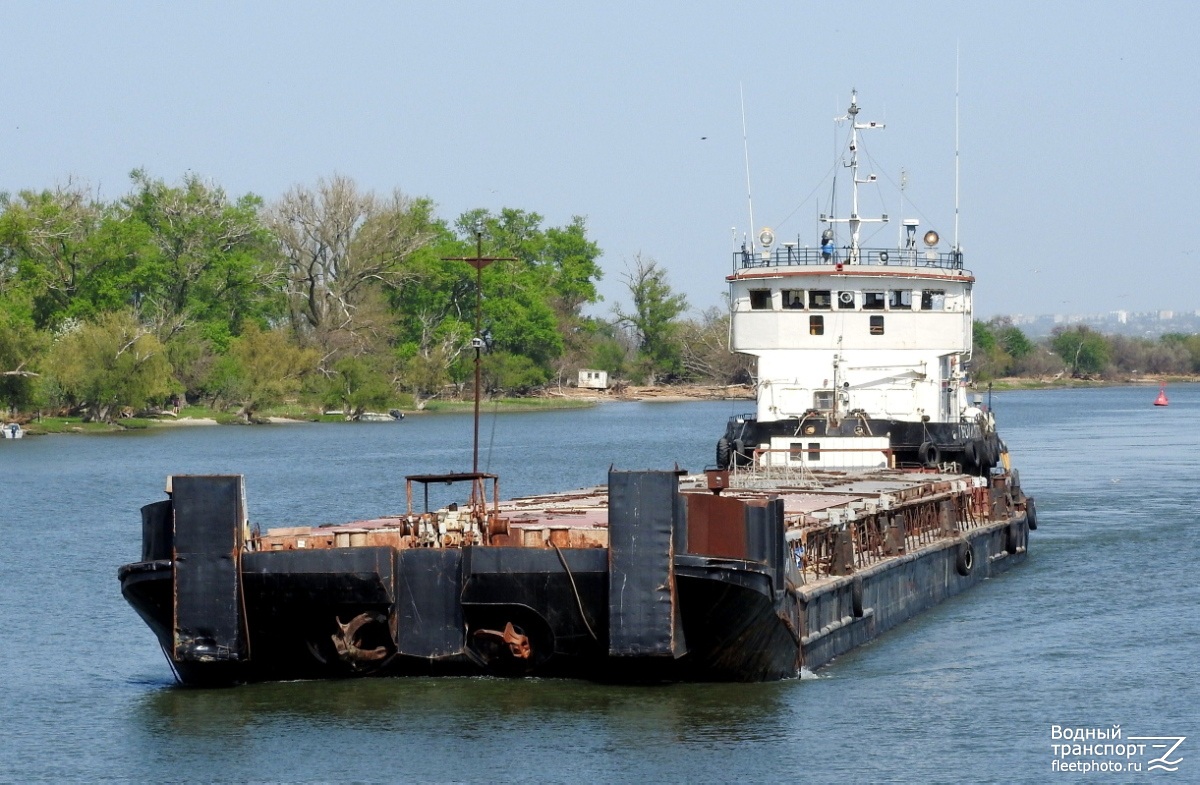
{"left": 551, "top": 543, "right": 599, "bottom": 641}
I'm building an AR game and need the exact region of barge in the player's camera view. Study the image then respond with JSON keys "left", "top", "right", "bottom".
{"left": 118, "top": 92, "right": 1033, "bottom": 686}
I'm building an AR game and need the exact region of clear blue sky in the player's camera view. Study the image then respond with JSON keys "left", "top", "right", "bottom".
{"left": 6, "top": 2, "right": 1197, "bottom": 320}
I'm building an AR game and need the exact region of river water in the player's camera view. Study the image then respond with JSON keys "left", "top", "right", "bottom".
{"left": 1, "top": 387, "right": 1196, "bottom": 783}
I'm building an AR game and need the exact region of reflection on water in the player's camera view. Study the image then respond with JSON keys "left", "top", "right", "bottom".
{"left": 133, "top": 677, "right": 795, "bottom": 780}
{"left": 139, "top": 676, "right": 791, "bottom": 741}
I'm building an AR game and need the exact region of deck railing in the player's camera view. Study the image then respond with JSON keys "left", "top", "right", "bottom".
{"left": 734, "top": 245, "right": 965, "bottom": 271}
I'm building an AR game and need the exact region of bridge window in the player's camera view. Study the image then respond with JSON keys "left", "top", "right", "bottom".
{"left": 870, "top": 315, "right": 885, "bottom": 335}
{"left": 782, "top": 289, "right": 804, "bottom": 309}
{"left": 749, "top": 289, "right": 772, "bottom": 310}
{"left": 808, "top": 290, "right": 831, "bottom": 309}
{"left": 921, "top": 289, "right": 946, "bottom": 310}
{"left": 814, "top": 390, "right": 833, "bottom": 410}
{"left": 863, "top": 291, "right": 886, "bottom": 310}
{"left": 809, "top": 315, "right": 824, "bottom": 335}
{"left": 889, "top": 289, "right": 912, "bottom": 309}
{"left": 836, "top": 290, "right": 855, "bottom": 309}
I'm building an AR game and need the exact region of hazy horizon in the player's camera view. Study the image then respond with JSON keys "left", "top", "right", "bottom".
{"left": 6, "top": 2, "right": 1197, "bottom": 320}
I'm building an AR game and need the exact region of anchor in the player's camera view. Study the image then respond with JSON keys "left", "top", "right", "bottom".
{"left": 472, "top": 622, "right": 532, "bottom": 659}
{"left": 331, "top": 613, "right": 390, "bottom": 665}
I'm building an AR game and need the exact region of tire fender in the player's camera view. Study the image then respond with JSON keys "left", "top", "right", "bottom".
{"left": 955, "top": 542, "right": 974, "bottom": 577}
{"left": 918, "top": 441, "right": 941, "bottom": 469}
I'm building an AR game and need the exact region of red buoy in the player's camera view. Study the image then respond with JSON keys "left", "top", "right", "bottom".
{"left": 1154, "top": 384, "right": 1169, "bottom": 407}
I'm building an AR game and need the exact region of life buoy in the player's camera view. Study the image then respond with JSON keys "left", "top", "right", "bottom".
{"left": 955, "top": 542, "right": 974, "bottom": 576}
{"left": 918, "top": 441, "right": 941, "bottom": 468}
{"left": 838, "top": 291, "right": 854, "bottom": 306}
{"left": 1026, "top": 496, "right": 1038, "bottom": 530}
{"left": 878, "top": 251, "right": 889, "bottom": 263}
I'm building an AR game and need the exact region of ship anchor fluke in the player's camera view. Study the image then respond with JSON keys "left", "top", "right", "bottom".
{"left": 473, "top": 622, "right": 532, "bottom": 660}
{"left": 331, "top": 612, "right": 390, "bottom": 665}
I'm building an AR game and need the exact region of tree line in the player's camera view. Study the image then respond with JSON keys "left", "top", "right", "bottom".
{"left": 0, "top": 172, "right": 749, "bottom": 422}
{"left": 973, "top": 318, "right": 1200, "bottom": 381}
{"left": 4, "top": 171, "right": 1193, "bottom": 424}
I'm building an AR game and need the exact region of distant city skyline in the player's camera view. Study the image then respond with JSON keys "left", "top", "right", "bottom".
{"left": 5, "top": 2, "right": 1198, "bottom": 319}
{"left": 1006, "top": 308, "right": 1200, "bottom": 339}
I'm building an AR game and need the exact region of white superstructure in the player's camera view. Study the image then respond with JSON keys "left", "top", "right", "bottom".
{"left": 723, "top": 92, "right": 980, "bottom": 471}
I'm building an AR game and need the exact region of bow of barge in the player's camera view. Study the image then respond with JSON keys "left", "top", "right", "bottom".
{"left": 119, "top": 461, "right": 1034, "bottom": 686}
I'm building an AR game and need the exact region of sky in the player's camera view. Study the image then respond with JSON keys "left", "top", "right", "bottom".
{"left": 5, "top": 2, "right": 1198, "bottom": 321}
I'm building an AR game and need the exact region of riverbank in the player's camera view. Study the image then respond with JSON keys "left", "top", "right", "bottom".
{"left": 983, "top": 373, "right": 1200, "bottom": 390}
{"left": 10, "top": 377, "right": 1194, "bottom": 436}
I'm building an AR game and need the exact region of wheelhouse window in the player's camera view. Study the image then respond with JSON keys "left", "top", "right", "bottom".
{"left": 782, "top": 289, "right": 805, "bottom": 309}
{"left": 813, "top": 390, "right": 834, "bottom": 410}
{"left": 749, "top": 289, "right": 772, "bottom": 310}
{"left": 869, "top": 315, "right": 885, "bottom": 335}
{"left": 863, "top": 291, "right": 886, "bottom": 310}
{"left": 809, "top": 315, "right": 824, "bottom": 335}
{"left": 837, "top": 290, "right": 855, "bottom": 309}
{"left": 808, "top": 290, "right": 832, "bottom": 309}
{"left": 921, "top": 289, "right": 946, "bottom": 310}
{"left": 889, "top": 289, "right": 912, "bottom": 309}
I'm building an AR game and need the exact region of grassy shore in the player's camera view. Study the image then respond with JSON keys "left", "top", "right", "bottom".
{"left": 983, "top": 374, "right": 1200, "bottom": 391}
{"left": 16, "top": 398, "right": 597, "bottom": 435}
{"left": 11, "top": 376, "right": 1195, "bottom": 435}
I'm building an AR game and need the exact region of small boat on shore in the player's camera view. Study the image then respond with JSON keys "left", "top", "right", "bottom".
{"left": 3, "top": 423, "right": 23, "bottom": 439}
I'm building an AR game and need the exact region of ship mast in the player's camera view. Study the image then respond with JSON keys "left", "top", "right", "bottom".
{"left": 443, "top": 228, "right": 515, "bottom": 479}
{"left": 823, "top": 91, "right": 888, "bottom": 264}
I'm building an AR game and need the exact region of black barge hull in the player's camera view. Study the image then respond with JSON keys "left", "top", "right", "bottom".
{"left": 118, "top": 470, "right": 1031, "bottom": 686}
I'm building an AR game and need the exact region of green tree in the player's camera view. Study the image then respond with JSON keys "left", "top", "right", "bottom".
{"left": 322, "top": 355, "right": 395, "bottom": 419}
{"left": 615, "top": 255, "right": 688, "bottom": 384}
{"left": 995, "top": 324, "right": 1034, "bottom": 361}
{"left": 122, "top": 170, "right": 283, "bottom": 338}
{"left": 1050, "top": 326, "right": 1112, "bottom": 377}
{"left": 0, "top": 183, "right": 116, "bottom": 328}
{"left": 44, "top": 311, "right": 174, "bottom": 421}
{"left": 483, "top": 351, "right": 548, "bottom": 394}
{"left": 0, "top": 304, "right": 47, "bottom": 412}
{"left": 213, "top": 322, "right": 317, "bottom": 421}
{"left": 392, "top": 208, "right": 602, "bottom": 392}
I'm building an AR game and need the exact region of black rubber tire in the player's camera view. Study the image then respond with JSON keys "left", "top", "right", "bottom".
{"left": 964, "top": 439, "right": 980, "bottom": 467}
{"left": 733, "top": 438, "right": 751, "bottom": 467}
{"left": 851, "top": 577, "right": 865, "bottom": 618}
{"left": 986, "top": 433, "right": 1001, "bottom": 465}
{"left": 1026, "top": 496, "right": 1038, "bottom": 530}
{"left": 716, "top": 437, "right": 732, "bottom": 469}
{"left": 918, "top": 441, "right": 941, "bottom": 469}
{"left": 955, "top": 542, "right": 974, "bottom": 576}
{"left": 1006, "top": 524, "right": 1023, "bottom": 555}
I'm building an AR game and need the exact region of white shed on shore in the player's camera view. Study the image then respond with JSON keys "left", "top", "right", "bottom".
{"left": 577, "top": 369, "right": 609, "bottom": 390}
